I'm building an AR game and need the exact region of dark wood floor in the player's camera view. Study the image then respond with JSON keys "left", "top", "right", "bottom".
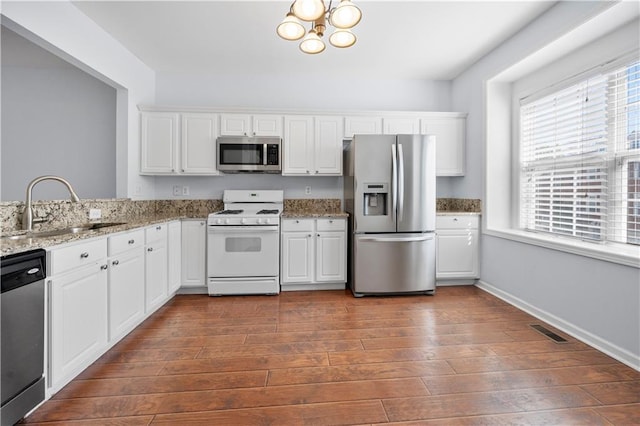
{"left": 25, "top": 286, "right": 639, "bottom": 425}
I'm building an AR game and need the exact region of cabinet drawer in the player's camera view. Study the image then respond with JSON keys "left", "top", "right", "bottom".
{"left": 146, "top": 223, "right": 168, "bottom": 244}
{"left": 281, "top": 219, "right": 314, "bottom": 232}
{"left": 108, "top": 229, "right": 145, "bottom": 256}
{"left": 49, "top": 238, "right": 107, "bottom": 276}
{"left": 316, "top": 218, "right": 346, "bottom": 231}
{"left": 436, "top": 215, "right": 479, "bottom": 230}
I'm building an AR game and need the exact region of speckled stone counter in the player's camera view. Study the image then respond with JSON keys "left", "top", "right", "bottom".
{"left": 281, "top": 199, "right": 348, "bottom": 218}
{"left": 436, "top": 198, "right": 482, "bottom": 213}
{"left": 0, "top": 199, "right": 223, "bottom": 256}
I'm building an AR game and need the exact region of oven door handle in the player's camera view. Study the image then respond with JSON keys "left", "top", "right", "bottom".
{"left": 208, "top": 225, "right": 280, "bottom": 233}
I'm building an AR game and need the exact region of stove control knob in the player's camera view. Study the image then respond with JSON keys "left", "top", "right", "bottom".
{"left": 216, "top": 218, "right": 223, "bottom": 225}
{"left": 264, "top": 218, "right": 271, "bottom": 225}
{"left": 241, "top": 218, "right": 247, "bottom": 224}
{"left": 225, "top": 218, "right": 230, "bottom": 225}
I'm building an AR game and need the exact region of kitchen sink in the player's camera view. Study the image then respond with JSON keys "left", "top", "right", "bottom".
{"left": 1, "top": 222, "right": 127, "bottom": 241}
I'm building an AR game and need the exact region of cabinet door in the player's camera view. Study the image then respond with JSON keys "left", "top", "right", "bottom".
{"left": 344, "top": 116, "right": 382, "bottom": 138}
{"left": 168, "top": 221, "right": 182, "bottom": 293}
{"left": 181, "top": 113, "right": 219, "bottom": 174}
{"left": 181, "top": 220, "right": 206, "bottom": 287}
{"left": 281, "top": 232, "right": 313, "bottom": 283}
{"left": 383, "top": 117, "right": 420, "bottom": 134}
{"left": 220, "top": 114, "right": 251, "bottom": 136}
{"left": 140, "top": 112, "right": 178, "bottom": 174}
{"left": 314, "top": 116, "right": 343, "bottom": 175}
{"left": 253, "top": 114, "right": 283, "bottom": 137}
{"left": 108, "top": 247, "right": 145, "bottom": 342}
{"left": 421, "top": 117, "right": 466, "bottom": 176}
{"left": 435, "top": 229, "right": 479, "bottom": 279}
{"left": 283, "top": 116, "right": 314, "bottom": 175}
{"left": 145, "top": 243, "right": 168, "bottom": 313}
{"left": 315, "top": 231, "right": 346, "bottom": 282}
{"left": 50, "top": 264, "right": 108, "bottom": 392}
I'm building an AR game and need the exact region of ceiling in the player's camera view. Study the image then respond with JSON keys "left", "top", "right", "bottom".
{"left": 72, "top": 1, "right": 556, "bottom": 80}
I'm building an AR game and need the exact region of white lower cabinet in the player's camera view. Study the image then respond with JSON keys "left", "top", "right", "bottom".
{"left": 168, "top": 220, "right": 182, "bottom": 294}
{"left": 436, "top": 214, "right": 479, "bottom": 284}
{"left": 281, "top": 218, "right": 346, "bottom": 290}
{"left": 181, "top": 219, "right": 206, "bottom": 289}
{"left": 145, "top": 224, "right": 168, "bottom": 313}
{"left": 48, "top": 239, "right": 109, "bottom": 393}
{"left": 107, "top": 229, "right": 145, "bottom": 342}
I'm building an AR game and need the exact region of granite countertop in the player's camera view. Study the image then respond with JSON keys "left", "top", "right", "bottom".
{"left": 0, "top": 214, "right": 191, "bottom": 256}
{"left": 436, "top": 211, "right": 481, "bottom": 216}
{"left": 281, "top": 209, "right": 349, "bottom": 218}
{"left": 282, "top": 199, "right": 348, "bottom": 218}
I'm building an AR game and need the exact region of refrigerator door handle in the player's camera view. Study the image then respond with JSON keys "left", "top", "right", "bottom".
{"left": 391, "top": 143, "right": 397, "bottom": 224}
{"left": 358, "top": 234, "right": 433, "bottom": 243}
{"left": 397, "top": 143, "right": 405, "bottom": 222}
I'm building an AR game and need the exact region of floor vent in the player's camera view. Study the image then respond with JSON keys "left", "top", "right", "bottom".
{"left": 530, "top": 324, "right": 568, "bottom": 343}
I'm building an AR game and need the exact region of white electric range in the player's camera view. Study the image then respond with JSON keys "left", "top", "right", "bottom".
{"left": 206, "top": 190, "right": 283, "bottom": 296}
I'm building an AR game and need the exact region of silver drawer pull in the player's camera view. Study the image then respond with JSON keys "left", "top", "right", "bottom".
{"left": 156, "top": 226, "right": 162, "bottom": 230}
{"left": 27, "top": 268, "right": 40, "bottom": 275}
{"left": 80, "top": 252, "right": 89, "bottom": 259}
{"left": 147, "top": 247, "right": 153, "bottom": 252}
{"left": 128, "top": 239, "right": 135, "bottom": 244}
{"left": 112, "top": 260, "right": 120, "bottom": 266}
{"left": 100, "top": 264, "right": 108, "bottom": 270}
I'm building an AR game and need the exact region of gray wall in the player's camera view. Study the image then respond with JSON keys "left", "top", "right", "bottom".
{"left": 1, "top": 27, "right": 117, "bottom": 201}
{"left": 452, "top": 1, "right": 640, "bottom": 366}
{"left": 150, "top": 73, "right": 453, "bottom": 200}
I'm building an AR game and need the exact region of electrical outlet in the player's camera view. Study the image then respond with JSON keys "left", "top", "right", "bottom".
{"left": 305, "top": 186, "right": 311, "bottom": 195}
{"left": 182, "top": 186, "right": 190, "bottom": 196}
{"left": 173, "top": 185, "right": 181, "bottom": 196}
{"left": 89, "top": 209, "right": 102, "bottom": 220}
{"left": 134, "top": 185, "right": 142, "bottom": 196}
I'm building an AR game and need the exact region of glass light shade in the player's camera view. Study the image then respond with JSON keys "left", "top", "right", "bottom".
{"left": 277, "top": 13, "right": 305, "bottom": 40}
{"left": 292, "top": 0, "right": 326, "bottom": 21}
{"left": 299, "top": 29, "right": 326, "bottom": 54}
{"left": 329, "top": 0, "right": 362, "bottom": 29}
{"left": 329, "top": 29, "right": 356, "bottom": 48}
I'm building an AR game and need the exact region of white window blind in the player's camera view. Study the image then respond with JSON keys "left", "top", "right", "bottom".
{"left": 520, "top": 59, "right": 640, "bottom": 246}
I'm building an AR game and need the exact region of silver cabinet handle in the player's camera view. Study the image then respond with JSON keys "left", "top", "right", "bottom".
{"left": 296, "top": 220, "right": 300, "bottom": 223}
{"left": 112, "top": 260, "right": 120, "bottom": 266}
{"left": 200, "top": 222, "right": 205, "bottom": 226}
{"left": 306, "top": 170, "right": 310, "bottom": 174}
{"left": 156, "top": 226, "right": 162, "bottom": 230}
{"left": 80, "top": 252, "right": 89, "bottom": 259}
{"left": 100, "top": 264, "right": 108, "bottom": 270}
{"left": 329, "top": 220, "right": 334, "bottom": 223}
{"left": 147, "top": 247, "right": 154, "bottom": 252}
{"left": 453, "top": 218, "right": 458, "bottom": 221}
{"left": 128, "top": 239, "right": 135, "bottom": 244}
{"left": 308, "top": 234, "right": 312, "bottom": 237}
{"left": 317, "top": 233, "right": 320, "bottom": 237}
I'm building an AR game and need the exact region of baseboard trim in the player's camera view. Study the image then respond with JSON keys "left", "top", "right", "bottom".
{"left": 476, "top": 280, "right": 640, "bottom": 371}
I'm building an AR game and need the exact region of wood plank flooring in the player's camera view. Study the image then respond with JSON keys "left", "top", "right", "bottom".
{"left": 24, "top": 286, "right": 639, "bottom": 425}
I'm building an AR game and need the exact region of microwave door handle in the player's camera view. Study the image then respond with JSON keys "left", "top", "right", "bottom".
{"left": 263, "top": 144, "right": 268, "bottom": 165}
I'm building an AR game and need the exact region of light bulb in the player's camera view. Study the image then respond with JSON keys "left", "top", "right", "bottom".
{"left": 292, "top": 0, "right": 326, "bottom": 21}
{"left": 299, "top": 29, "right": 326, "bottom": 54}
{"left": 329, "top": 0, "right": 361, "bottom": 29}
{"left": 329, "top": 29, "right": 356, "bottom": 48}
{"left": 277, "top": 13, "right": 305, "bottom": 40}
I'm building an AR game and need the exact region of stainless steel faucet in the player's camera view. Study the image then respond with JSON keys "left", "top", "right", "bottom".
{"left": 22, "top": 176, "right": 80, "bottom": 231}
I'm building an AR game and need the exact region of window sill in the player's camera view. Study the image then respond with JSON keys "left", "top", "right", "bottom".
{"left": 484, "top": 228, "right": 640, "bottom": 268}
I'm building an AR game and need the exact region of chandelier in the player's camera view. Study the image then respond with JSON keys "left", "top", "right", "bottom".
{"left": 277, "top": 0, "right": 362, "bottom": 54}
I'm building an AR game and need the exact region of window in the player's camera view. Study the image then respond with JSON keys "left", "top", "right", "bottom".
{"left": 520, "top": 59, "right": 640, "bottom": 246}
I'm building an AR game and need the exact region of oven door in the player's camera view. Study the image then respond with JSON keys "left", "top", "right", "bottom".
{"left": 207, "top": 225, "right": 279, "bottom": 277}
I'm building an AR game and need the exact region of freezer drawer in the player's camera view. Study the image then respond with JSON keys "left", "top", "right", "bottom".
{"left": 352, "top": 233, "right": 435, "bottom": 296}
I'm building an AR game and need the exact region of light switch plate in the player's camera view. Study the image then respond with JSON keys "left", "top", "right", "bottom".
{"left": 89, "top": 208, "right": 102, "bottom": 220}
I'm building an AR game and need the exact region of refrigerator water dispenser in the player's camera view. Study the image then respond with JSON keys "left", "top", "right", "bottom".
{"left": 363, "top": 183, "right": 388, "bottom": 216}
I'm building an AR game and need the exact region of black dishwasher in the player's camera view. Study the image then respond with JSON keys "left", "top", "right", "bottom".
{"left": 1, "top": 249, "right": 46, "bottom": 426}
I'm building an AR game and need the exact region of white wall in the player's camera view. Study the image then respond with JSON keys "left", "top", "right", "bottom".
{"left": 1, "top": 0, "right": 156, "bottom": 199}
{"left": 452, "top": 1, "right": 640, "bottom": 368}
{"left": 1, "top": 41, "right": 117, "bottom": 201}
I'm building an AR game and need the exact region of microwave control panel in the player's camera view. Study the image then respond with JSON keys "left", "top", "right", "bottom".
{"left": 266, "top": 144, "right": 279, "bottom": 165}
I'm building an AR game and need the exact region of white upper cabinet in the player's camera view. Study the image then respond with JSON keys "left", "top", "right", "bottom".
{"left": 421, "top": 116, "right": 466, "bottom": 176}
{"left": 181, "top": 113, "right": 219, "bottom": 174}
{"left": 140, "top": 112, "right": 179, "bottom": 174}
{"left": 383, "top": 117, "right": 420, "bottom": 134}
{"left": 140, "top": 111, "right": 219, "bottom": 175}
{"left": 283, "top": 115, "right": 343, "bottom": 176}
{"left": 220, "top": 114, "right": 283, "bottom": 137}
{"left": 344, "top": 116, "right": 382, "bottom": 138}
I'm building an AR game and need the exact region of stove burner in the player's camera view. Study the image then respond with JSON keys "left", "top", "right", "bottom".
{"left": 217, "top": 209, "right": 243, "bottom": 215}
{"left": 257, "top": 209, "right": 279, "bottom": 215}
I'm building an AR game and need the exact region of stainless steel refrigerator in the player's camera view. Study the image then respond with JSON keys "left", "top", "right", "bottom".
{"left": 344, "top": 134, "right": 436, "bottom": 296}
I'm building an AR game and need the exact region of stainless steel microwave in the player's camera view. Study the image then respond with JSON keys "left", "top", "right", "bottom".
{"left": 216, "top": 136, "right": 281, "bottom": 173}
